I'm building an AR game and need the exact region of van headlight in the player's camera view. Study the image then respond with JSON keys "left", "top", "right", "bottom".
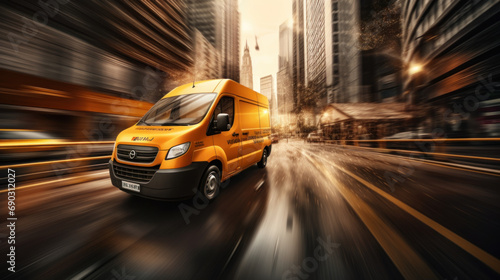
{"left": 166, "top": 142, "right": 190, "bottom": 160}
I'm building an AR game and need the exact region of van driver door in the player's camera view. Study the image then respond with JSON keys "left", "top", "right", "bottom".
{"left": 210, "top": 95, "right": 241, "bottom": 176}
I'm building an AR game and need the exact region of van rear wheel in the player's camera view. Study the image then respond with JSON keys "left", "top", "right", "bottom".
{"left": 257, "top": 149, "right": 267, "bottom": 168}
{"left": 200, "top": 165, "right": 221, "bottom": 200}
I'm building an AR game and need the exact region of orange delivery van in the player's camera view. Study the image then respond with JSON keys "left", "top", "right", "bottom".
{"left": 109, "top": 79, "right": 272, "bottom": 200}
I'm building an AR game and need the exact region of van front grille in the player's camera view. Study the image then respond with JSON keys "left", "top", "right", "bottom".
{"left": 117, "top": 144, "right": 158, "bottom": 163}
{"left": 113, "top": 161, "right": 159, "bottom": 183}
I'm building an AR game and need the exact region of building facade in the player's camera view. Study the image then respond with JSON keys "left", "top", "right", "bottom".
{"left": 277, "top": 20, "right": 294, "bottom": 122}
{"left": 193, "top": 29, "right": 221, "bottom": 81}
{"left": 0, "top": 0, "right": 194, "bottom": 103}
{"left": 324, "top": 0, "right": 362, "bottom": 103}
{"left": 279, "top": 20, "right": 294, "bottom": 75}
{"left": 223, "top": 0, "right": 241, "bottom": 82}
{"left": 292, "top": 0, "right": 306, "bottom": 111}
{"left": 240, "top": 41, "right": 253, "bottom": 89}
{"left": 361, "top": 49, "right": 402, "bottom": 103}
{"left": 261, "top": 75, "right": 279, "bottom": 127}
{"left": 260, "top": 75, "right": 274, "bottom": 102}
{"left": 402, "top": 0, "right": 500, "bottom": 137}
{"left": 186, "top": 0, "right": 240, "bottom": 82}
{"left": 305, "top": 0, "right": 327, "bottom": 106}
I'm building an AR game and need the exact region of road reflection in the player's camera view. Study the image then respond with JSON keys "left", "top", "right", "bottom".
{"left": 2, "top": 166, "right": 269, "bottom": 280}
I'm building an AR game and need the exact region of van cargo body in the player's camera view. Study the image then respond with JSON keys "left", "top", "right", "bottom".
{"left": 109, "top": 79, "right": 272, "bottom": 200}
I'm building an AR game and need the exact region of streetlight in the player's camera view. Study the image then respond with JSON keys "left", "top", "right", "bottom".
{"left": 408, "top": 63, "right": 423, "bottom": 75}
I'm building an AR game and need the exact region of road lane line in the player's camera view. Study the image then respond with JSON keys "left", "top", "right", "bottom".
{"left": 0, "top": 171, "right": 109, "bottom": 193}
{"left": 255, "top": 179, "right": 265, "bottom": 191}
{"left": 301, "top": 152, "right": 439, "bottom": 280}
{"left": 302, "top": 150, "right": 500, "bottom": 275}
{"left": 0, "top": 155, "right": 111, "bottom": 169}
{"left": 320, "top": 144, "right": 500, "bottom": 177}
{"left": 401, "top": 156, "right": 500, "bottom": 177}
{"left": 218, "top": 235, "right": 243, "bottom": 279}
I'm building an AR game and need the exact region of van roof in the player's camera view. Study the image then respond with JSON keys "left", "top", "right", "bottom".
{"left": 163, "top": 79, "right": 269, "bottom": 107}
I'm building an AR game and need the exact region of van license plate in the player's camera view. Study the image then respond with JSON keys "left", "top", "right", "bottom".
{"left": 122, "top": 181, "right": 140, "bottom": 192}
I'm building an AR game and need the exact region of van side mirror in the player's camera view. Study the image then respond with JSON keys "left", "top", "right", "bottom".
{"left": 216, "top": 113, "right": 230, "bottom": 131}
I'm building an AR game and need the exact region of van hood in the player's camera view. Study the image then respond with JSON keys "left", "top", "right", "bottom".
{"left": 115, "top": 125, "right": 195, "bottom": 150}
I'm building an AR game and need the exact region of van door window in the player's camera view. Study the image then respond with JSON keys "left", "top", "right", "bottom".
{"left": 209, "top": 96, "right": 234, "bottom": 134}
{"left": 213, "top": 96, "right": 234, "bottom": 125}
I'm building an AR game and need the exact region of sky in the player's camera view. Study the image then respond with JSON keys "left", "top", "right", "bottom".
{"left": 239, "top": 0, "right": 292, "bottom": 92}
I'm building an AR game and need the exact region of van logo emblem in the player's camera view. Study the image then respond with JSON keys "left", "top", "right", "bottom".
{"left": 132, "top": 137, "right": 154, "bottom": 141}
{"left": 129, "top": 150, "right": 136, "bottom": 159}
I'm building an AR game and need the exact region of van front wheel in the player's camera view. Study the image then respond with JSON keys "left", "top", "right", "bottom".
{"left": 257, "top": 149, "right": 267, "bottom": 168}
{"left": 200, "top": 165, "right": 221, "bottom": 200}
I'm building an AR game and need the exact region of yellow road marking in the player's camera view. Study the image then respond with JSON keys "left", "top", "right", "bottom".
{"left": 403, "top": 156, "right": 500, "bottom": 177}
{"left": 0, "top": 141, "right": 114, "bottom": 149}
{"left": 302, "top": 152, "right": 439, "bottom": 279}
{"left": 351, "top": 138, "right": 500, "bottom": 142}
{"left": 301, "top": 149, "right": 500, "bottom": 275}
{"left": 0, "top": 155, "right": 110, "bottom": 169}
{"left": 0, "top": 171, "right": 109, "bottom": 193}
{"left": 304, "top": 144, "right": 500, "bottom": 177}
{"left": 341, "top": 145, "right": 500, "bottom": 162}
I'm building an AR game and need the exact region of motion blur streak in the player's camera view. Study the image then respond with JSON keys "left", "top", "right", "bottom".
{"left": 0, "top": 0, "right": 499, "bottom": 279}
{"left": 302, "top": 148, "right": 500, "bottom": 276}
{"left": 302, "top": 152, "right": 439, "bottom": 280}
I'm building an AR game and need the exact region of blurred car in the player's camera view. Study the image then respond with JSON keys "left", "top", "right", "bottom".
{"left": 383, "top": 131, "right": 434, "bottom": 152}
{"left": 0, "top": 129, "right": 65, "bottom": 162}
{"left": 270, "top": 133, "right": 280, "bottom": 143}
{"left": 383, "top": 131, "right": 432, "bottom": 140}
{"left": 306, "top": 132, "right": 322, "bottom": 143}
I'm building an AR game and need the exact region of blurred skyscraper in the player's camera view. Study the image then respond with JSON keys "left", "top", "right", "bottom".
{"left": 293, "top": 0, "right": 362, "bottom": 106}
{"left": 0, "top": 1, "right": 194, "bottom": 102}
{"left": 279, "top": 20, "right": 294, "bottom": 75}
{"left": 292, "top": 0, "right": 306, "bottom": 111}
{"left": 240, "top": 41, "right": 253, "bottom": 89}
{"left": 0, "top": 0, "right": 195, "bottom": 139}
{"left": 277, "top": 20, "right": 294, "bottom": 119}
{"left": 260, "top": 75, "right": 274, "bottom": 102}
{"left": 260, "top": 74, "right": 279, "bottom": 127}
{"left": 305, "top": 0, "right": 327, "bottom": 106}
{"left": 192, "top": 28, "right": 221, "bottom": 81}
{"left": 402, "top": 0, "right": 500, "bottom": 137}
{"left": 324, "top": 0, "right": 362, "bottom": 103}
{"left": 186, "top": 0, "right": 240, "bottom": 82}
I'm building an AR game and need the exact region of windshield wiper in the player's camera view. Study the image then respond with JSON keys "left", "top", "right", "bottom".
{"left": 138, "top": 119, "right": 151, "bottom": 126}
{"left": 161, "top": 123, "right": 185, "bottom": 126}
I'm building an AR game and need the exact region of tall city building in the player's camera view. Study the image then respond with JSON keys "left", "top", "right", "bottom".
{"left": 193, "top": 29, "right": 221, "bottom": 81}
{"left": 0, "top": 0, "right": 193, "bottom": 102}
{"left": 279, "top": 20, "right": 294, "bottom": 75}
{"left": 240, "top": 41, "right": 253, "bottom": 89}
{"left": 277, "top": 19, "right": 294, "bottom": 118}
{"left": 324, "top": 0, "right": 362, "bottom": 103}
{"left": 224, "top": 0, "right": 241, "bottom": 82}
{"left": 305, "top": 0, "right": 327, "bottom": 106}
{"left": 260, "top": 75, "right": 274, "bottom": 102}
{"left": 292, "top": 0, "right": 306, "bottom": 111}
{"left": 186, "top": 0, "right": 240, "bottom": 82}
{"left": 260, "top": 75, "right": 278, "bottom": 126}
{"left": 401, "top": 0, "right": 500, "bottom": 137}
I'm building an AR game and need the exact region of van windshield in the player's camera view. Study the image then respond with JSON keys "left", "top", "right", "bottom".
{"left": 138, "top": 93, "right": 216, "bottom": 126}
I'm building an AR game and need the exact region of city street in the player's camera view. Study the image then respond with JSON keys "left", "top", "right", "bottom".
{"left": 2, "top": 141, "right": 499, "bottom": 280}
{"left": 1, "top": 0, "right": 499, "bottom": 279}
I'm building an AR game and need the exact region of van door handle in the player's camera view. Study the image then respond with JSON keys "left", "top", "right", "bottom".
{"left": 232, "top": 132, "right": 239, "bottom": 137}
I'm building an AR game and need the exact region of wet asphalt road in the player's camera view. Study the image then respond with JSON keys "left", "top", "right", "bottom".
{"left": 1, "top": 140, "right": 499, "bottom": 280}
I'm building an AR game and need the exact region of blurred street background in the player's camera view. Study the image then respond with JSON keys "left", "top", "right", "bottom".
{"left": 1, "top": 0, "right": 500, "bottom": 279}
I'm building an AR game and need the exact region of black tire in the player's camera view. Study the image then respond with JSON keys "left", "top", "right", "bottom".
{"left": 257, "top": 149, "right": 268, "bottom": 168}
{"left": 199, "top": 165, "right": 221, "bottom": 200}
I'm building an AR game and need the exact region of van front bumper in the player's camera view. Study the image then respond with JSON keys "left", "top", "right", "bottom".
{"left": 109, "top": 159, "right": 208, "bottom": 200}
